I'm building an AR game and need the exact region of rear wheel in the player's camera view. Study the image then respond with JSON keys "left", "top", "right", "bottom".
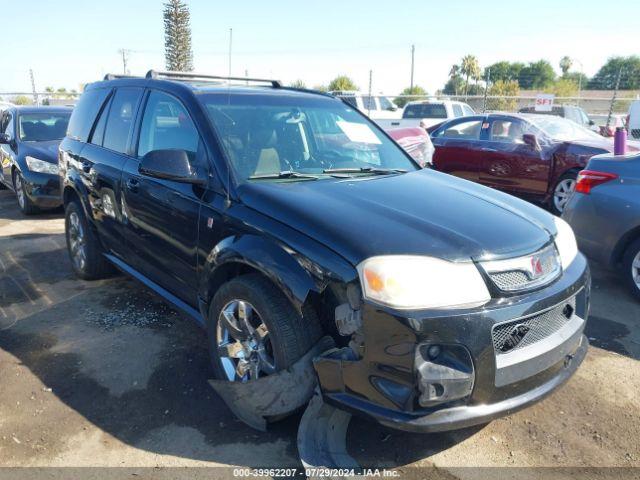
{"left": 622, "top": 238, "right": 640, "bottom": 301}
{"left": 550, "top": 172, "right": 577, "bottom": 215}
{"left": 13, "top": 171, "right": 38, "bottom": 215}
{"left": 65, "top": 201, "right": 112, "bottom": 280}
{"left": 207, "top": 274, "right": 321, "bottom": 383}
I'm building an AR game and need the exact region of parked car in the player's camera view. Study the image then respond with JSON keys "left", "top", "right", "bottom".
{"left": 628, "top": 100, "right": 640, "bottom": 140}
{"left": 589, "top": 114, "right": 627, "bottom": 137}
{"left": 430, "top": 113, "right": 639, "bottom": 214}
{"left": 385, "top": 127, "right": 433, "bottom": 167}
{"left": 0, "top": 106, "right": 72, "bottom": 214}
{"left": 376, "top": 99, "right": 475, "bottom": 131}
{"left": 518, "top": 105, "right": 593, "bottom": 130}
{"left": 563, "top": 152, "right": 640, "bottom": 300}
{"left": 60, "top": 71, "right": 589, "bottom": 433}
{"left": 330, "top": 91, "right": 402, "bottom": 120}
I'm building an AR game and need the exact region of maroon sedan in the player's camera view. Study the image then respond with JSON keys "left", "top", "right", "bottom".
{"left": 430, "top": 113, "right": 639, "bottom": 214}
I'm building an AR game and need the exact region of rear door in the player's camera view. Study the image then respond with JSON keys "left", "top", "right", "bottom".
{"left": 121, "top": 89, "right": 206, "bottom": 306}
{"left": 0, "top": 110, "right": 15, "bottom": 186}
{"left": 431, "top": 117, "right": 486, "bottom": 182}
{"left": 478, "top": 116, "right": 550, "bottom": 195}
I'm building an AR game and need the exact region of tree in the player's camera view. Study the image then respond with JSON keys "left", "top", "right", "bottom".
{"left": 394, "top": 85, "right": 427, "bottom": 108}
{"left": 312, "top": 84, "right": 328, "bottom": 92}
{"left": 487, "top": 80, "right": 520, "bottom": 111}
{"left": 518, "top": 60, "right": 556, "bottom": 89}
{"left": 13, "top": 96, "right": 32, "bottom": 106}
{"left": 289, "top": 79, "right": 307, "bottom": 89}
{"left": 327, "top": 75, "right": 358, "bottom": 92}
{"left": 484, "top": 61, "right": 523, "bottom": 83}
{"left": 443, "top": 76, "right": 464, "bottom": 96}
{"left": 546, "top": 78, "right": 579, "bottom": 97}
{"left": 163, "top": 0, "right": 194, "bottom": 71}
{"left": 559, "top": 56, "right": 573, "bottom": 76}
{"left": 588, "top": 56, "right": 640, "bottom": 90}
{"left": 460, "top": 55, "right": 481, "bottom": 96}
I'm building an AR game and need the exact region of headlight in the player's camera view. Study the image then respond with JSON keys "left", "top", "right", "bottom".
{"left": 26, "top": 156, "right": 59, "bottom": 175}
{"left": 357, "top": 255, "right": 491, "bottom": 310}
{"left": 553, "top": 217, "right": 578, "bottom": 269}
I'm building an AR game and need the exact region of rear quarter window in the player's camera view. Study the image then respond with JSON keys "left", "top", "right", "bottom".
{"left": 403, "top": 104, "right": 447, "bottom": 119}
{"left": 67, "top": 88, "right": 111, "bottom": 142}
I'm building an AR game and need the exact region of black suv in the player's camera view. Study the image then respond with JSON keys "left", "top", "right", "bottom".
{"left": 60, "top": 71, "right": 590, "bottom": 432}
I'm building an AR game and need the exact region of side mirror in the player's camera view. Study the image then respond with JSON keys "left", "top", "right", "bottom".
{"left": 139, "top": 149, "right": 206, "bottom": 185}
{"left": 522, "top": 133, "right": 541, "bottom": 151}
{"left": 0, "top": 133, "right": 10, "bottom": 144}
{"left": 388, "top": 105, "right": 398, "bottom": 112}
{"left": 589, "top": 120, "right": 595, "bottom": 126}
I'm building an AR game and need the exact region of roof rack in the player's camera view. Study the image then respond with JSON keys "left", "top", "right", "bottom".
{"left": 145, "top": 70, "right": 282, "bottom": 88}
{"left": 103, "top": 73, "right": 141, "bottom": 81}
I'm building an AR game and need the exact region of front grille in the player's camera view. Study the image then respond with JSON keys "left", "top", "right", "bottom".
{"left": 631, "top": 129, "right": 640, "bottom": 140}
{"left": 492, "top": 297, "right": 576, "bottom": 354}
{"left": 489, "top": 252, "right": 558, "bottom": 291}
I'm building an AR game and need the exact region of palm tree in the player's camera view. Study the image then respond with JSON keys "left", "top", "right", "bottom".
{"left": 560, "top": 56, "right": 573, "bottom": 77}
{"left": 449, "top": 64, "right": 460, "bottom": 79}
{"left": 460, "top": 55, "right": 481, "bottom": 97}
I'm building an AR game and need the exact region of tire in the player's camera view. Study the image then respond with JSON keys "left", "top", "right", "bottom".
{"left": 64, "top": 201, "right": 112, "bottom": 280}
{"left": 550, "top": 172, "right": 578, "bottom": 215}
{"left": 207, "top": 273, "right": 322, "bottom": 383}
{"left": 622, "top": 238, "right": 640, "bottom": 301}
{"left": 13, "top": 170, "right": 38, "bottom": 215}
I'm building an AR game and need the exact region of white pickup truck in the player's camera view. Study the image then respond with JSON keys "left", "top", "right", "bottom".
{"left": 330, "top": 91, "right": 403, "bottom": 120}
{"left": 375, "top": 99, "right": 475, "bottom": 131}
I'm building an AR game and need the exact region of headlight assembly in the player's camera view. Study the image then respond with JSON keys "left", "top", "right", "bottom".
{"left": 25, "top": 156, "right": 59, "bottom": 175}
{"left": 553, "top": 217, "right": 578, "bottom": 270}
{"left": 357, "top": 255, "right": 491, "bottom": 310}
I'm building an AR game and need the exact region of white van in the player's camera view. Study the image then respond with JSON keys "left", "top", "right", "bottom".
{"left": 628, "top": 100, "right": 640, "bottom": 140}
{"left": 329, "top": 91, "right": 403, "bottom": 120}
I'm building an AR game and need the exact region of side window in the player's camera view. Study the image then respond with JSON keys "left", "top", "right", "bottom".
{"left": 103, "top": 87, "right": 143, "bottom": 154}
{"left": 379, "top": 97, "right": 394, "bottom": 111}
{"left": 436, "top": 119, "right": 482, "bottom": 140}
{"left": 67, "top": 88, "right": 111, "bottom": 142}
{"left": 361, "top": 96, "right": 377, "bottom": 111}
{"left": 462, "top": 104, "right": 475, "bottom": 116}
{"left": 137, "top": 91, "right": 199, "bottom": 158}
{"left": 90, "top": 95, "right": 112, "bottom": 146}
{"left": 453, "top": 104, "right": 464, "bottom": 117}
{"left": 0, "top": 113, "right": 9, "bottom": 134}
{"left": 341, "top": 96, "right": 357, "bottom": 108}
{"left": 5, "top": 113, "right": 15, "bottom": 139}
{"left": 489, "top": 119, "right": 526, "bottom": 143}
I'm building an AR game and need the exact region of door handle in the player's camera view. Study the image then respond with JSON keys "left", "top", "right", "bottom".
{"left": 126, "top": 178, "right": 139, "bottom": 193}
{"left": 480, "top": 147, "right": 497, "bottom": 152}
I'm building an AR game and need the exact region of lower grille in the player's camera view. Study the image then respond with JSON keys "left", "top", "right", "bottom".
{"left": 492, "top": 297, "right": 576, "bottom": 354}
{"left": 631, "top": 129, "right": 640, "bottom": 140}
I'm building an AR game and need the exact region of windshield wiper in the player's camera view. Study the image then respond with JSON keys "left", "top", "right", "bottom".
{"left": 322, "top": 167, "right": 407, "bottom": 175}
{"left": 248, "top": 170, "right": 319, "bottom": 180}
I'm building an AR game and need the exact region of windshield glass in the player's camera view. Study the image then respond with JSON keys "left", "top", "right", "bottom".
{"left": 526, "top": 115, "right": 602, "bottom": 142}
{"left": 199, "top": 93, "right": 418, "bottom": 182}
{"left": 18, "top": 112, "right": 71, "bottom": 142}
{"left": 403, "top": 103, "right": 447, "bottom": 119}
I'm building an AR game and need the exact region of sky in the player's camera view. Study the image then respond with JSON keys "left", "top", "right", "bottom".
{"left": 2, "top": 0, "right": 639, "bottom": 96}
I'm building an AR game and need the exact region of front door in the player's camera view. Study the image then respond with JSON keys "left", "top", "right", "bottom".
{"left": 121, "top": 90, "right": 206, "bottom": 306}
{"left": 0, "top": 111, "right": 16, "bottom": 186}
{"left": 431, "top": 117, "right": 485, "bottom": 182}
{"left": 478, "top": 117, "right": 550, "bottom": 195}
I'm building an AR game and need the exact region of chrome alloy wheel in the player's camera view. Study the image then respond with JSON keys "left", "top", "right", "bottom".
{"left": 553, "top": 178, "right": 576, "bottom": 213}
{"left": 68, "top": 211, "right": 87, "bottom": 271}
{"left": 216, "top": 300, "right": 276, "bottom": 382}
{"left": 632, "top": 251, "right": 640, "bottom": 291}
{"left": 14, "top": 174, "right": 25, "bottom": 209}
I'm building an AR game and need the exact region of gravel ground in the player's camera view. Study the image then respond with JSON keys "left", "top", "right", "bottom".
{"left": 0, "top": 190, "right": 639, "bottom": 480}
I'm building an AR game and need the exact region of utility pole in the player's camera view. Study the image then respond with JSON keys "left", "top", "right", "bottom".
{"left": 29, "top": 69, "right": 38, "bottom": 106}
{"left": 367, "top": 70, "right": 373, "bottom": 117}
{"left": 606, "top": 67, "right": 623, "bottom": 129}
{"left": 228, "top": 28, "right": 233, "bottom": 77}
{"left": 410, "top": 44, "right": 415, "bottom": 91}
{"left": 118, "top": 49, "right": 131, "bottom": 75}
{"left": 483, "top": 68, "right": 491, "bottom": 113}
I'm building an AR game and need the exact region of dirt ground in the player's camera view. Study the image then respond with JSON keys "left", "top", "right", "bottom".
{"left": 0, "top": 189, "right": 639, "bottom": 479}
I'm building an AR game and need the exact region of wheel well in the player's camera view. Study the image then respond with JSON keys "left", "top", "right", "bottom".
{"left": 63, "top": 186, "right": 80, "bottom": 207}
{"left": 611, "top": 226, "right": 640, "bottom": 267}
{"left": 208, "top": 262, "right": 277, "bottom": 305}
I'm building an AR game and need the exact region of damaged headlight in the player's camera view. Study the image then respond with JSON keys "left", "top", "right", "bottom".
{"left": 26, "top": 156, "right": 59, "bottom": 175}
{"left": 553, "top": 217, "right": 578, "bottom": 270}
{"left": 356, "top": 255, "right": 491, "bottom": 310}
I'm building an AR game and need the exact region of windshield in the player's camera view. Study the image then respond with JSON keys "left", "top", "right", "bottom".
{"left": 18, "top": 112, "right": 71, "bottom": 142}
{"left": 526, "top": 115, "right": 602, "bottom": 142}
{"left": 199, "top": 93, "right": 418, "bottom": 182}
{"left": 403, "top": 103, "right": 447, "bottom": 119}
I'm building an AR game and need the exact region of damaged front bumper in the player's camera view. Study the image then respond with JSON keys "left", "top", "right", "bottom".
{"left": 313, "top": 254, "right": 591, "bottom": 433}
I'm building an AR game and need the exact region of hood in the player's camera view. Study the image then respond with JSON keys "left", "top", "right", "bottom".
{"left": 21, "top": 140, "right": 61, "bottom": 163}
{"left": 238, "top": 169, "right": 556, "bottom": 266}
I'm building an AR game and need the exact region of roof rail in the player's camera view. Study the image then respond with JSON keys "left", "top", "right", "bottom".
{"left": 103, "top": 74, "right": 140, "bottom": 81}
{"left": 145, "top": 70, "right": 282, "bottom": 88}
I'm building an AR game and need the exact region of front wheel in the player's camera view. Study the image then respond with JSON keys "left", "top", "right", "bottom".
{"left": 207, "top": 274, "right": 321, "bottom": 383}
{"left": 13, "top": 171, "right": 38, "bottom": 215}
{"left": 550, "top": 172, "right": 578, "bottom": 215}
{"left": 623, "top": 239, "right": 640, "bottom": 301}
